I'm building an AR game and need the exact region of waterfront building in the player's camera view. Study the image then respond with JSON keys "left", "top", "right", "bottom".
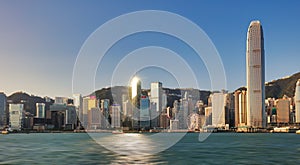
{"left": 140, "top": 95, "right": 150, "bottom": 129}
{"left": 82, "top": 96, "right": 89, "bottom": 129}
{"left": 0, "top": 92, "right": 7, "bottom": 126}
{"left": 36, "top": 103, "right": 45, "bottom": 118}
{"left": 234, "top": 90, "right": 247, "bottom": 127}
{"left": 131, "top": 77, "right": 141, "bottom": 130}
{"left": 226, "top": 93, "right": 235, "bottom": 127}
{"left": 73, "top": 94, "right": 83, "bottom": 124}
{"left": 131, "top": 77, "right": 141, "bottom": 108}
{"left": 100, "top": 99, "right": 110, "bottom": 128}
{"left": 246, "top": 20, "right": 266, "bottom": 128}
{"left": 87, "top": 96, "right": 98, "bottom": 129}
{"left": 111, "top": 104, "right": 121, "bottom": 128}
{"left": 188, "top": 113, "right": 200, "bottom": 131}
{"left": 150, "top": 82, "right": 162, "bottom": 113}
{"left": 295, "top": 79, "right": 300, "bottom": 123}
{"left": 205, "top": 106, "right": 212, "bottom": 126}
{"left": 150, "top": 102, "right": 159, "bottom": 128}
{"left": 265, "top": 98, "right": 276, "bottom": 123}
{"left": 170, "top": 119, "right": 179, "bottom": 130}
{"left": 211, "top": 92, "right": 227, "bottom": 127}
{"left": 9, "top": 104, "right": 24, "bottom": 130}
{"left": 50, "top": 104, "right": 77, "bottom": 130}
{"left": 234, "top": 91, "right": 240, "bottom": 127}
{"left": 275, "top": 96, "right": 290, "bottom": 124}
{"left": 122, "top": 99, "right": 133, "bottom": 129}
{"left": 160, "top": 108, "right": 170, "bottom": 129}
{"left": 89, "top": 107, "right": 101, "bottom": 129}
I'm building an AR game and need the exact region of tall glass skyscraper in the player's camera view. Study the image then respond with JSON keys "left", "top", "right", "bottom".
{"left": 131, "top": 77, "right": 141, "bottom": 129}
{"left": 295, "top": 79, "right": 300, "bottom": 123}
{"left": 246, "top": 20, "right": 266, "bottom": 128}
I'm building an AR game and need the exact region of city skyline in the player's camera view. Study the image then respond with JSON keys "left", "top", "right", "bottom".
{"left": 0, "top": 1, "right": 300, "bottom": 98}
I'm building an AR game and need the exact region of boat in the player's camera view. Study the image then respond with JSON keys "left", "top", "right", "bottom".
{"left": 1, "top": 130, "right": 9, "bottom": 135}
{"left": 296, "top": 130, "right": 300, "bottom": 134}
{"left": 112, "top": 130, "right": 123, "bottom": 134}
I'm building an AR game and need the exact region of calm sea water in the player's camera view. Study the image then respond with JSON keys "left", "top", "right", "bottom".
{"left": 0, "top": 133, "right": 299, "bottom": 164}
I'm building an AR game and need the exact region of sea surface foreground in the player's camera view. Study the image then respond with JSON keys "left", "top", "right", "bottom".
{"left": 0, "top": 133, "right": 299, "bottom": 164}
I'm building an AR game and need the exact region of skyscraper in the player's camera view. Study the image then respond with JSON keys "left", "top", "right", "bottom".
{"left": 9, "top": 104, "right": 24, "bottom": 130}
{"left": 82, "top": 96, "right": 89, "bottom": 129}
{"left": 73, "top": 94, "right": 83, "bottom": 124}
{"left": 36, "top": 103, "right": 45, "bottom": 118}
{"left": 295, "top": 79, "right": 300, "bottom": 123}
{"left": 246, "top": 20, "right": 266, "bottom": 128}
{"left": 0, "top": 92, "right": 7, "bottom": 126}
{"left": 211, "top": 92, "right": 227, "bottom": 127}
{"left": 131, "top": 77, "right": 141, "bottom": 130}
{"left": 140, "top": 95, "right": 150, "bottom": 129}
{"left": 111, "top": 104, "right": 121, "bottom": 128}
{"left": 100, "top": 99, "right": 110, "bottom": 128}
{"left": 150, "top": 82, "right": 162, "bottom": 113}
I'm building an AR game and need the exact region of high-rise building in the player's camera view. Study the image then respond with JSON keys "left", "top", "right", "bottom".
{"left": 111, "top": 104, "right": 121, "bottom": 128}
{"left": 234, "top": 90, "right": 247, "bottom": 127}
{"left": 89, "top": 107, "right": 101, "bottom": 129}
{"left": 73, "top": 94, "right": 83, "bottom": 124}
{"left": 150, "top": 82, "right": 162, "bottom": 113}
{"left": 205, "top": 106, "right": 212, "bottom": 126}
{"left": 82, "top": 96, "right": 89, "bottom": 129}
{"left": 9, "top": 104, "right": 24, "bottom": 130}
{"left": 100, "top": 99, "right": 110, "bottom": 128}
{"left": 275, "top": 96, "right": 290, "bottom": 123}
{"left": 50, "top": 104, "right": 77, "bottom": 130}
{"left": 295, "top": 79, "right": 300, "bottom": 123}
{"left": 88, "top": 96, "right": 98, "bottom": 129}
{"left": 211, "top": 92, "right": 227, "bottom": 127}
{"left": 246, "top": 20, "right": 266, "bottom": 128}
{"left": 140, "top": 95, "right": 150, "bottom": 129}
{"left": 0, "top": 92, "right": 7, "bottom": 126}
{"left": 36, "top": 103, "right": 45, "bottom": 118}
{"left": 131, "top": 77, "right": 141, "bottom": 130}
{"left": 131, "top": 77, "right": 141, "bottom": 108}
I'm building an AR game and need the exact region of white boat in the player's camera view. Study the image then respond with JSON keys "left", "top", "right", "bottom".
{"left": 112, "top": 130, "right": 123, "bottom": 134}
{"left": 296, "top": 130, "right": 300, "bottom": 134}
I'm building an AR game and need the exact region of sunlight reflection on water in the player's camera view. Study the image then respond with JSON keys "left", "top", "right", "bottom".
{"left": 89, "top": 133, "right": 186, "bottom": 156}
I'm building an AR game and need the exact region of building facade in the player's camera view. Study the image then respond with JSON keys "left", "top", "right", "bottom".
{"left": 0, "top": 92, "right": 7, "bottom": 126}
{"left": 36, "top": 103, "right": 45, "bottom": 118}
{"left": 73, "top": 94, "right": 83, "bottom": 125}
{"left": 246, "top": 20, "right": 266, "bottom": 128}
{"left": 140, "top": 96, "right": 150, "bottom": 129}
{"left": 295, "top": 79, "right": 300, "bottom": 123}
{"left": 150, "top": 82, "right": 162, "bottom": 113}
{"left": 211, "top": 92, "right": 227, "bottom": 127}
{"left": 275, "top": 96, "right": 290, "bottom": 123}
{"left": 9, "top": 104, "right": 24, "bottom": 130}
{"left": 111, "top": 104, "right": 121, "bottom": 128}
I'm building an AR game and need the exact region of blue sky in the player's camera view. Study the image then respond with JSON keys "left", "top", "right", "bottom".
{"left": 0, "top": 0, "right": 299, "bottom": 97}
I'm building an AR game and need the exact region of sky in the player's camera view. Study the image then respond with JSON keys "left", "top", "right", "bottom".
{"left": 0, "top": 0, "right": 300, "bottom": 98}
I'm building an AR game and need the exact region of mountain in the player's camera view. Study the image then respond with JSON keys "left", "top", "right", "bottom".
{"left": 265, "top": 72, "right": 300, "bottom": 99}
